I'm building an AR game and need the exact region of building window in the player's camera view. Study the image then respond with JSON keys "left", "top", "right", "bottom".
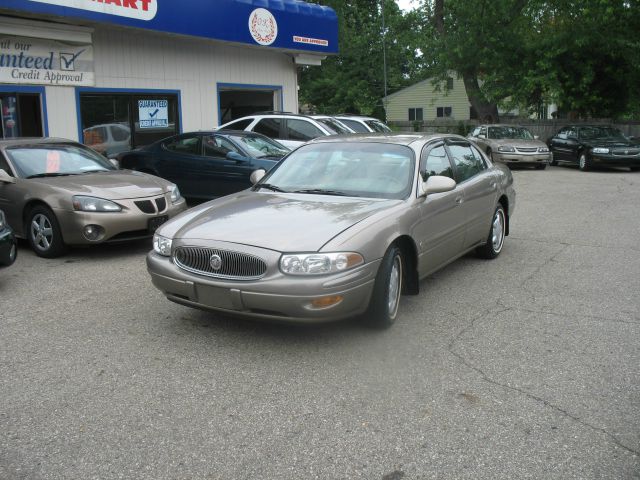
{"left": 1, "top": 92, "right": 44, "bottom": 139}
{"left": 447, "top": 77, "right": 454, "bottom": 90}
{"left": 79, "top": 92, "right": 180, "bottom": 156}
{"left": 408, "top": 108, "right": 423, "bottom": 121}
{"left": 436, "top": 107, "right": 452, "bottom": 118}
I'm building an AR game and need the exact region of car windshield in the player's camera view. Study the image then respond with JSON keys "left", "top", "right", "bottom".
{"left": 6, "top": 144, "right": 115, "bottom": 179}
{"left": 365, "top": 120, "right": 392, "bottom": 133}
{"left": 578, "top": 126, "right": 626, "bottom": 140}
{"left": 317, "top": 118, "right": 352, "bottom": 134}
{"left": 488, "top": 126, "right": 534, "bottom": 140}
{"left": 257, "top": 142, "right": 415, "bottom": 200}
{"left": 228, "top": 134, "right": 289, "bottom": 158}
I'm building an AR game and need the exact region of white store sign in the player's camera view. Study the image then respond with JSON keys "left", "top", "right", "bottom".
{"left": 0, "top": 35, "right": 94, "bottom": 86}
{"left": 138, "top": 99, "right": 168, "bottom": 129}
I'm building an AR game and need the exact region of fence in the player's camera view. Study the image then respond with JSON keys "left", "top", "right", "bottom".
{"left": 389, "top": 119, "right": 640, "bottom": 141}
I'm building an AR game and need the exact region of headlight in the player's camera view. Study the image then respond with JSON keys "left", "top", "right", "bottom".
{"left": 280, "top": 252, "right": 364, "bottom": 275}
{"left": 538, "top": 146, "right": 549, "bottom": 153}
{"left": 592, "top": 147, "right": 609, "bottom": 154}
{"left": 0, "top": 210, "right": 5, "bottom": 230}
{"left": 169, "top": 185, "right": 181, "bottom": 203}
{"left": 497, "top": 146, "right": 515, "bottom": 153}
{"left": 72, "top": 196, "right": 122, "bottom": 212}
{"left": 153, "top": 233, "right": 172, "bottom": 256}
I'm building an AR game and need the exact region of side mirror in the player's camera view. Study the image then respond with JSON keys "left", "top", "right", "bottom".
{"left": 478, "top": 134, "right": 486, "bottom": 139}
{"left": 226, "top": 151, "right": 250, "bottom": 164}
{"left": 250, "top": 169, "right": 266, "bottom": 185}
{"left": 419, "top": 175, "right": 456, "bottom": 197}
{"left": 0, "top": 169, "right": 16, "bottom": 184}
{"left": 534, "top": 135, "right": 540, "bottom": 140}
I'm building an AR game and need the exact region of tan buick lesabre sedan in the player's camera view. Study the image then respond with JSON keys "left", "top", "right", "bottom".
{"left": 0, "top": 138, "right": 187, "bottom": 257}
{"left": 148, "top": 134, "right": 516, "bottom": 328}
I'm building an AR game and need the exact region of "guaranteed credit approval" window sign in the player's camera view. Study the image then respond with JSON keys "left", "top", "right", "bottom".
{"left": 138, "top": 99, "right": 168, "bottom": 129}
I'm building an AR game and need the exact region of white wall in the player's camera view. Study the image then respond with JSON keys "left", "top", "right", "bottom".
{"left": 45, "top": 26, "right": 299, "bottom": 140}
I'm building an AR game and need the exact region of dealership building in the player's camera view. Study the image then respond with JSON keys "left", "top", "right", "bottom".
{"left": 0, "top": 0, "right": 337, "bottom": 153}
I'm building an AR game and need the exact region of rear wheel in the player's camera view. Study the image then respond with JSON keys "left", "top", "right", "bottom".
{"left": 0, "top": 242, "right": 16, "bottom": 266}
{"left": 27, "top": 205, "right": 67, "bottom": 258}
{"left": 364, "top": 245, "right": 403, "bottom": 329}
{"left": 549, "top": 151, "right": 558, "bottom": 166}
{"left": 476, "top": 205, "right": 506, "bottom": 259}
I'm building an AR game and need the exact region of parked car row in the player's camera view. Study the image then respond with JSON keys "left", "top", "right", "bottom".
{"left": 469, "top": 124, "right": 640, "bottom": 172}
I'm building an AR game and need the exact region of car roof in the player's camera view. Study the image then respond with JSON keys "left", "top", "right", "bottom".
{"left": 308, "top": 132, "right": 463, "bottom": 146}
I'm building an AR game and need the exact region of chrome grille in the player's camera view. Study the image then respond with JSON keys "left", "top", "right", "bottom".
{"left": 174, "top": 246, "right": 267, "bottom": 280}
{"left": 612, "top": 148, "right": 640, "bottom": 156}
{"left": 516, "top": 147, "right": 538, "bottom": 153}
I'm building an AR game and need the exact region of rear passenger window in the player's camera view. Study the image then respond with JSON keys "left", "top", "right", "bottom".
{"left": 254, "top": 118, "right": 282, "bottom": 139}
{"left": 164, "top": 136, "right": 200, "bottom": 155}
{"left": 286, "top": 119, "right": 324, "bottom": 141}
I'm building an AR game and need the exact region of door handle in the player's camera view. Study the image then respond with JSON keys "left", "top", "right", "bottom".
{"left": 455, "top": 195, "right": 464, "bottom": 204}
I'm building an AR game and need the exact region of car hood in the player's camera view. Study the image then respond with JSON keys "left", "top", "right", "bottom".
{"left": 170, "top": 192, "right": 401, "bottom": 252}
{"left": 27, "top": 170, "right": 170, "bottom": 199}
{"left": 492, "top": 139, "right": 546, "bottom": 148}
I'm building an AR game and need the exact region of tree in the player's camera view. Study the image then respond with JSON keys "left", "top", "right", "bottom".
{"left": 299, "top": 1, "right": 425, "bottom": 118}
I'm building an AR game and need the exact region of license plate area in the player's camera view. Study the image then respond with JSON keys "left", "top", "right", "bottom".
{"left": 148, "top": 215, "right": 169, "bottom": 232}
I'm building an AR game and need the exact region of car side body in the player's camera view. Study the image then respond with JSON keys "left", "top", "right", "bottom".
{"left": 117, "top": 130, "right": 289, "bottom": 199}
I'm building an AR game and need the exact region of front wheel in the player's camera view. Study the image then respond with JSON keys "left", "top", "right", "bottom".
{"left": 364, "top": 245, "right": 403, "bottom": 329}
{"left": 578, "top": 152, "right": 590, "bottom": 171}
{"left": 27, "top": 205, "right": 67, "bottom": 258}
{"left": 476, "top": 205, "right": 506, "bottom": 259}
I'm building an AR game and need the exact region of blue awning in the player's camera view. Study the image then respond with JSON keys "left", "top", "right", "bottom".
{"left": 0, "top": 0, "right": 338, "bottom": 54}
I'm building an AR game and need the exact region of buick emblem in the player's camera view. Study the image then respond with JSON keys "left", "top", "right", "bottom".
{"left": 210, "top": 254, "right": 223, "bottom": 271}
{"left": 625, "top": 150, "right": 629, "bottom": 155}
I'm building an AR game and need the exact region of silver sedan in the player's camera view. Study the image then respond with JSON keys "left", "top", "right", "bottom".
{"left": 147, "top": 133, "right": 516, "bottom": 328}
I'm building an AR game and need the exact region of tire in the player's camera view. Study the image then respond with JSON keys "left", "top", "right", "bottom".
{"left": 578, "top": 152, "right": 590, "bottom": 171}
{"left": 535, "top": 164, "right": 547, "bottom": 170}
{"left": 630, "top": 167, "right": 640, "bottom": 172}
{"left": 364, "top": 245, "right": 403, "bottom": 329}
{"left": 476, "top": 205, "right": 506, "bottom": 259}
{"left": 548, "top": 151, "right": 558, "bottom": 166}
{"left": 27, "top": 205, "right": 67, "bottom": 258}
{"left": 486, "top": 148, "right": 494, "bottom": 162}
{"left": 0, "top": 242, "right": 16, "bottom": 267}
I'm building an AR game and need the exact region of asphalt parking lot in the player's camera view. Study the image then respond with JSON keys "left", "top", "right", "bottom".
{"left": 1, "top": 165, "right": 639, "bottom": 480}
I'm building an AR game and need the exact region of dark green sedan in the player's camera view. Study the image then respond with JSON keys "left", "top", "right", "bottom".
{"left": 0, "top": 209, "right": 17, "bottom": 267}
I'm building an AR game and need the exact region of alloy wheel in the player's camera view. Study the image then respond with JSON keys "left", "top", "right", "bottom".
{"left": 492, "top": 209, "right": 505, "bottom": 253}
{"left": 30, "top": 213, "right": 54, "bottom": 252}
{"left": 387, "top": 254, "right": 402, "bottom": 319}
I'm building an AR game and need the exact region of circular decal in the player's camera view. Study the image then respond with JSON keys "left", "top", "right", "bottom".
{"left": 249, "top": 8, "right": 278, "bottom": 46}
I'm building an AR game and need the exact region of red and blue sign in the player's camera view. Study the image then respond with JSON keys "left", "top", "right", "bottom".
{"left": 0, "top": 0, "right": 338, "bottom": 54}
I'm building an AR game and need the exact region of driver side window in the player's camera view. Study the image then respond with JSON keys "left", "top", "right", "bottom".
{"left": 420, "top": 144, "right": 453, "bottom": 180}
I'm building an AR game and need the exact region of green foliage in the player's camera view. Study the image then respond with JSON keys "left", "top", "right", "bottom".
{"left": 299, "top": 0, "right": 426, "bottom": 118}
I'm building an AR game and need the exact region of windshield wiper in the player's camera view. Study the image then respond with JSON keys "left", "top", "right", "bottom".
{"left": 26, "top": 172, "right": 77, "bottom": 179}
{"left": 254, "top": 183, "right": 288, "bottom": 192}
{"left": 292, "top": 188, "right": 348, "bottom": 196}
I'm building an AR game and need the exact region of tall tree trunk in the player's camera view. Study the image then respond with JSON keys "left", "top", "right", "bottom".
{"left": 462, "top": 72, "right": 499, "bottom": 123}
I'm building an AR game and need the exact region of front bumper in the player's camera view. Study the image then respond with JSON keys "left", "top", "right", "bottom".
{"left": 589, "top": 153, "right": 640, "bottom": 168}
{"left": 146, "top": 246, "right": 380, "bottom": 323}
{"left": 0, "top": 227, "right": 17, "bottom": 267}
{"left": 494, "top": 152, "right": 550, "bottom": 166}
{"left": 54, "top": 195, "right": 187, "bottom": 245}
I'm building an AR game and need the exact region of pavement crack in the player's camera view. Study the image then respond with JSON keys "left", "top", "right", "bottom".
{"left": 448, "top": 304, "right": 640, "bottom": 458}
{"left": 519, "top": 243, "right": 570, "bottom": 287}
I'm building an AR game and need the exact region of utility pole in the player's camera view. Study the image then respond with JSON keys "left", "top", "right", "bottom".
{"left": 381, "top": 0, "right": 388, "bottom": 122}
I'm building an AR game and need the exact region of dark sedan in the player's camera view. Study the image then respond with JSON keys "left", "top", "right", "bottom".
{"left": 117, "top": 131, "right": 290, "bottom": 199}
{"left": 0, "top": 209, "right": 17, "bottom": 267}
{"left": 548, "top": 125, "right": 640, "bottom": 171}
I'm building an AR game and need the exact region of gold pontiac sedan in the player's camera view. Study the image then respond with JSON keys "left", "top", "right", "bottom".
{"left": 0, "top": 138, "right": 187, "bottom": 257}
{"left": 148, "top": 134, "right": 516, "bottom": 328}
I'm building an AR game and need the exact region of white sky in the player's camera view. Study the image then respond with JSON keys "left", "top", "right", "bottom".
{"left": 396, "top": 0, "right": 418, "bottom": 12}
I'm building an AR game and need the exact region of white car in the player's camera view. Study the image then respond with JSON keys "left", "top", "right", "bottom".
{"left": 335, "top": 115, "right": 392, "bottom": 134}
{"left": 82, "top": 123, "right": 131, "bottom": 157}
{"left": 218, "top": 113, "right": 337, "bottom": 149}
{"left": 309, "top": 115, "right": 356, "bottom": 134}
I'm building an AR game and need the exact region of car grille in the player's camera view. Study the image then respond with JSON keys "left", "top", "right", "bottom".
{"left": 134, "top": 200, "right": 155, "bottom": 214}
{"left": 516, "top": 147, "right": 538, "bottom": 153}
{"left": 612, "top": 148, "right": 640, "bottom": 156}
{"left": 173, "top": 246, "right": 268, "bottom": 280}
{"left": 155, "top": 197, "right": 167, "bottom": 212}
{"left": 134, "top": 197, "right": 167, "bottom": 214}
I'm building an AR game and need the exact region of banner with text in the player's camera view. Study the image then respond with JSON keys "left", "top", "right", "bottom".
{"left": 0, "top": 35, "right": 94, "bottom": 87}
